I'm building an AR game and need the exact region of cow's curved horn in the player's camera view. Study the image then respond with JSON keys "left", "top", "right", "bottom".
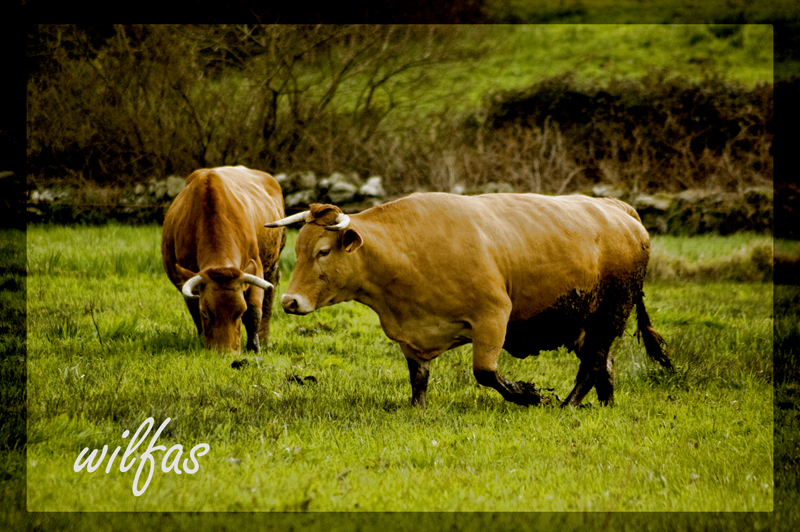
{"left": 182, "top": 275, "right": 203, "bottom": 300}
{"left": 324, "top": 213, "right": 350, "bottom": 231}
{"left": 265, "top": 211, "right": 310, "bottom": 227}
{"left": 242, "top": 273, "right": 274, "bottom": 291}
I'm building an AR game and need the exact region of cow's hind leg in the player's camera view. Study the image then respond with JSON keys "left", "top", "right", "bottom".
{"left": 594, "top": 353, "right": 615, "bottom": 405}
{"left": 561, "top": 328, "right": 618, "bottom": 407}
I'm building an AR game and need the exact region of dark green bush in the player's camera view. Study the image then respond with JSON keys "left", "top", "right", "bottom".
{"left": 481, "top": 73, "right": 773, "bottom": 193}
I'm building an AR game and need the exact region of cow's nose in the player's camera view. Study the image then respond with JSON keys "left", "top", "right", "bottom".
{"left": 281, "top": 293, "right": 311, "bottom": 315}
{"left": 283, "top": 295, "right": 298, "bottom": 313}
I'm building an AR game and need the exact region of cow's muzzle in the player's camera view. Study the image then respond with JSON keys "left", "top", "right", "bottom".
{"left": 281, "top": 293, "right": 313, "bottom": 315}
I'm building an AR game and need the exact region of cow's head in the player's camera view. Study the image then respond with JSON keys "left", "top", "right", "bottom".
{"left": 265, "top": 203, "right": 362, "bottom": 315}
{"left": 176, "top": 261, "right": 272, "bottom": 351}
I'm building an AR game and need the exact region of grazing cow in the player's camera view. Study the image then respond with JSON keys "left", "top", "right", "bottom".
{"left": 266, "top": 193, "right": 672, "bottom": 407}
{"left": 162, "top": 166, "right": 286, "bottom": 353}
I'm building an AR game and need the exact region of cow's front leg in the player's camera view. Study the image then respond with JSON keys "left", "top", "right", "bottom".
{"left": 184, "top": 298, "right": 203, "bottom": 337}
{"left": 472, "top": 315, "right": 549, "bottom": 406}
{"left": 242, "top": 303, "right": 262, "bottom": 353}
{"left": 400, "top": 344, "right": 430, "bottom": 407}
{"left": 473, "top": 368, "right": 547, "bottom": 406}
{"left": 258, "top": 259, "right": 280, "bottom": 347}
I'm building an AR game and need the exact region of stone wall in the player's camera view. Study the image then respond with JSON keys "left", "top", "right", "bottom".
{"left": 586, "top": 185, "right": 774, "bottom": 236}
{"left": 27, "top": 172, "right": 781, "bottom": 236}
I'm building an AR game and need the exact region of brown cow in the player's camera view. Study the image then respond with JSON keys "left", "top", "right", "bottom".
{"left": 162, "top": 166, "right": 285, "bottom": 353}
{"left": 266, "top": 192, "right": 672, "bottom": 407}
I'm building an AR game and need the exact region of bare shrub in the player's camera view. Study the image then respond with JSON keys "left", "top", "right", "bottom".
{"left": 28, "top": 25, "right": 773, "bottom": 201}
{"left": 28, "top": 24, "right": 478, "bottom": 188}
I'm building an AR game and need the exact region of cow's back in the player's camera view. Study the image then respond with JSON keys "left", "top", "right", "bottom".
{"left": 180, "top": 166, "right": 283, "bottom": 230}
{"left": 162, "top": 166, "right": 284, "bottom": 279}
{"left": 475, "top": 194, "right": 649, "bottom": 314}
{"left": 356, "top": 192, "right": 648, "bottom": 320}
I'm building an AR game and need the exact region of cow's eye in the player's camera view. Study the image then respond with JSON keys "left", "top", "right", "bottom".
{"left": 317, "top": 248, "right": 331, "bottom": 258}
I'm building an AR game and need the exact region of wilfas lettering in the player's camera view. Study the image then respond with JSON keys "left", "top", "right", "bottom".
{"left": 73, "top": 417, "right": 210, "bottom": 496}
{"left": 266, "top": 192, "right": 672, "bottom": 408}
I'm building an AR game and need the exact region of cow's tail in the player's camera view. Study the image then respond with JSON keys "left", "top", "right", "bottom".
{"left": 635, "top": 292, "right": 674, "bottom": 372}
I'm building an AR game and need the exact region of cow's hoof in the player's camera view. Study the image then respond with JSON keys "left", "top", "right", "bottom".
{"left": 245, "top": 334, "right": 261, "bottom": 353}
{"left": 409, "top": 397, "right": 427, "bottom": 408}
{"left": 287, "top": 374, "right": 318, "bottom": 385}
{"left": 559, "top": 401, "right": 593, "bottom": 408}
{"left": 231, "top": 359, "right": 249, "bottom": 369}
{"left": 514, "top": 382, "right": 547, "bottom": 406}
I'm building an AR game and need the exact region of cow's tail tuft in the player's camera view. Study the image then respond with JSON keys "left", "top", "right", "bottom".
{"left": 635, "top": 292, "right": 674, "bottom": 372}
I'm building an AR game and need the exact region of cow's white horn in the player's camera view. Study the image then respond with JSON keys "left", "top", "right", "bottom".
{"left": 325, "top": 213, "right": 350, "bottom": 231}
{"left": 264, "top": 211, "right": 310, "bottom": 227}
{"left": 182, "top": 275, "right": 203, "bottom": 300}
{"left": 242, "top": 273, "right": 274, "bottom": 291}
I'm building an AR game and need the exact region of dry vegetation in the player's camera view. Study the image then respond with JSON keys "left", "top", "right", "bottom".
{"left": 27, "top": 25, "right": 776, "bottom": 199}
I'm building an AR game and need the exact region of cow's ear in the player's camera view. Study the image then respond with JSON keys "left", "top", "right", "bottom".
{"left": 341, "top": 228, "right": 363, "bottom": 253}
{"left": 175, "top": 263, "right": 197, "bottom": 283}
{"left": 242, "top": 259, "right": 259, "bottom": 276}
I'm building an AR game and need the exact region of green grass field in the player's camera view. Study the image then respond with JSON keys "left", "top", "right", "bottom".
{"left": 454, "top": 24, "right": 773, "bottom": 99}
{"left": 311, "top": 24, "right": 774, "bottom": 124}
{"left": 21, "top": 224, "right": 776, "bottom": 514}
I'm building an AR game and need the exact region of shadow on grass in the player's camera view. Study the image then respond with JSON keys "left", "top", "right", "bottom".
{"left": 140, "top": 328, "right": 204, "bottom": 354}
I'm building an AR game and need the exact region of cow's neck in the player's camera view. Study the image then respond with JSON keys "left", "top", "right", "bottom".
{"left": 197, "top": 210, "right": 246, "bottom": 271}
{"left": 349, "top": 229, "right": 410, "bottom": 321}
